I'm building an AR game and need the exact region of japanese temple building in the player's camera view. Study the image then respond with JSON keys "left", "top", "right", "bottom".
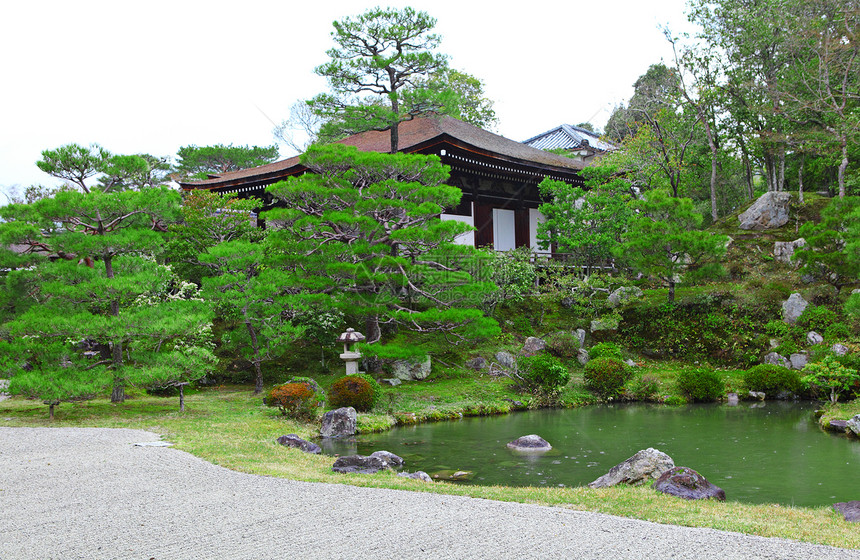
{"left": 181, "top": 115, "right": 586, "bottom": 252}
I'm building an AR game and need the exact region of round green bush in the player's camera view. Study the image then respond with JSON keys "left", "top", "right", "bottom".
{"left": 629, "top": 374, "right": 660, "bottom": 401}
{"left": 518, "top": 354, "right": 571, "bottom": 393}
{"left": 589, "top": 342, "right": 623, "bottom": 361}
{"left": 676, "top": 368, "right": 724, "bottom": 402}
{"left": 328, "top": 373, "right": 382, "bottom": 412}
{"left": 583, "top": 357, "right": 631, "bottom": 399}
{"left": 742, "top": 364, "right": 801, "bottom": 395}
{"left": 544, "top": 332, "right": 581, "bottom": 359}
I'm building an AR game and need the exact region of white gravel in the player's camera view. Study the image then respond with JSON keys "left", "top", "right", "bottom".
{"left": 0, "top": 427, "right": 857, "bottom": 560}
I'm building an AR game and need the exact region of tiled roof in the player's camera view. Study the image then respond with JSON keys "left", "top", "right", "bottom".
{"left": 183, "top": 115, "right": 585, "bottom": 190}
{"left": 522, "top": 124, "right": 616, "bottom": 153}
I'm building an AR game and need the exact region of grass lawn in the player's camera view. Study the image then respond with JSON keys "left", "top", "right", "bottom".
{"left": 2, "top": 383, "right": 858, "bottom": 550}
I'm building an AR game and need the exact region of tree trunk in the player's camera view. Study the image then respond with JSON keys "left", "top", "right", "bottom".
{"left": 838, "top": 135, "right": 848, "bottom": 199}
{"left": 244, "top": 314, "right": 264, "bottom": 394}
{"left": 709, "top": 154, "right": 718, "bottom": 222}
{"left": 777, "top": 149, "right": 786, "bottom": 192}
{"left": 798, "top": 153, "right": 805, "bottom": 205}
{"left": 49, "top": 402, "right": 55, "bottom": 421}
{"left": 179, "top": 384, "right": 186, "bottom": 413}
{"left": 365, "top": 315, "right": 381, "bottom": 344}
{"left": 668, "top": 280, "right": 676, "bottom": 303}
{"left": 105, "top": 253, "right": 125, "bottom": 403}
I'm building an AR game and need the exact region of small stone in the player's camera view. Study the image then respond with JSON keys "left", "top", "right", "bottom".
{"left": 369, "top": 450, "right": 404, "bottom": 466}
{"left": 494, "top": 351, "right": 516, "bottom": 369}
{"left": 806, "top": 331, "right": 824, "bottom": 345}
{"left": 574, "top": 329, "right": 587, "bottom": 348}
{"left": 828, "top": 420, "right": 849, "bottom": 433}
{"left": 332, "top": 454, "right": 388, "bottom": 474}
{"left": 831, "top": 343, "right": 849, "bottom": 356}
{"left": 763, "top": 352, "right": 790, "bottom": 369}
{"left": 607, "top": 286, "right": 644, "bottom": 308}
{"left": 590, "top": 316, "right": 619, "bottom": 333}
{"left": 506, "top": 434, "right": 552, "bottom": 451}
{"left": 276, "top": 434, "right": 321, "bottom": 454}
{"left": 380, "top": 378, "right": 401, "bottom": 386}
{"left": 727, "top": 393, "right": 739, "bottom": 406}
{"left": 521, "top": 337, "right": 546, "bottom": 356}
{"left": 789, "top": 353, "right": 808, "bottom": 370}
{"left": 392, "top": 355, "right": 431, "bottom": 381}
{"left": 773, "top": 238, "right": 806, "bottom": 264}
{"left": 782, "top": 293, "right": 809, "bottom": 324}
{"left": 577, "top": 348, "right": 590, "bottom": 366}
{"left": 749, "top": 391, "right": 766, "bottom": 401}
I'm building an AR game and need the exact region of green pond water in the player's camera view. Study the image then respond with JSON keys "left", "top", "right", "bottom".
{"left": 322, "top": 402, "right": 860, "bottom": 507}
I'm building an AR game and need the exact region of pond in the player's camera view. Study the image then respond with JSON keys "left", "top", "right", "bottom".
{"left": 323, "top": 402, "right": 860, "bottom": 507}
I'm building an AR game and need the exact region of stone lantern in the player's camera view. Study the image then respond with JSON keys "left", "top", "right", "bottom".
{"left": 337, "top": 328, "right": 365, "bottom": 375}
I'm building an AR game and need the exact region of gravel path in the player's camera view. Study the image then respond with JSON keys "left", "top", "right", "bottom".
{"left": 1, "top": 427, "right": 857, "bottom": 560}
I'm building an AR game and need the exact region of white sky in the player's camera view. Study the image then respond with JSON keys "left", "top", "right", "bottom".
{"left": 0, "top": 0, "right": 693, "bottom": 197}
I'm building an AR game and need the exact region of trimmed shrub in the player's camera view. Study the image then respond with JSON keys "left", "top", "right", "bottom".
{"left": 544, "top": 332, "right": 581, "bottom": 359}
{"left": 824, "top": 322, "right": 851, "bottom": 341}
{"left": 583, "top": 357, "right": 631, "bottom": 400}
{"left": 266, "top": 382, "right": 319, "bottom": 420}
{"left": 328, "top": 373, "right": 383, "bottom": 412}
{"left": 518, "top": 354, "right": 571, "bottom": 394}
{"left": 589, "top": 342, "right": 623, "bottom": 361}
{"left": 676, "top": 368, "right": 724, "bottom": 402}
{"left": 742, "top": 364, "right": 801, "bottom": 395}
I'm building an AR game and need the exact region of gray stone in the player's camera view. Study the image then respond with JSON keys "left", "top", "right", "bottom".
{"left": 749, "top": 391, "right": 766, "bottom": 401}
{"left": 624, "top": 359, "right": 638, "bottom": 368}
{"left": 806, "top": 331, "right": 824, "bottom": 346}
{"left": 738, "top": 191, "right": 792, "bottom": 230}
{"left": 331, "top": 454, "right": 389, "bottom": 474}
{"left": 380, "top": 378, "right": 401, "bottom": 387}
{"left": 369, "top": 450, "right": 404, "bottom": 467}
{"left": 397, "top": 471, "right": 433, "bottom": 482}
{"left": 789, "top": 353, "right": 808, "bottom": 370}
{"left": 574, "top": 329, "right": 587, "bottom": 349}
{"left": 607, "top": 286, "right": 644, "bottom": 308}
{"left": 276, "top": 434, "right": 321, "bottom": 454}
{"left": 590, "top": 316, "right": 619, "bottom": 333}
{"left": 521, "top": 337, "right": 546, "bottom": 356}
{"left": 727, "top": 393, "right": 739, "bottom": 406}
{"left": 831, "top": 343, "right": 849, "bottom": 356}
{"left": 430, "top": 470, "right": 474, "bottom": 481}
{"left": 827, "top": 420, "right": 848, "bottom": 433}
{"left": 320, "top": 407, "right": 357, "bottom": 438}
{"left": 833, "top": 501, "right": 860, "bottom": 522}
{"left": 773, "top": 238, "right": 806, "bottom": 264}
{"left": 588, "top": 448, "right": 675, "bottom": 489}
{"left": 782, "top": 293, "right": 809, "bottom": 324}
{"left": 801, "top": 273, "right": 817, "bottom": 284}
{"left": 763, "top": 352, "right": 790, "bottom": 369}
{"left": 846, "top": 415, "right": 860, "bottom": 437}
{"left": 494, "top": 351, "right": 516, "bottom": 369}
{"left": 577, "top": 348, "right": 590, "bottom": 366}
{"left": 392, "top": 355, "right": 431, "bottom": 381}
{"left": 653, "top": 467, "right": 726, "bottom": 501}
{"left": 465, "top": 357, "right": 487, "bottom": 370}
{"left": 506, "top": 434, "right": 552, "bottom": 451}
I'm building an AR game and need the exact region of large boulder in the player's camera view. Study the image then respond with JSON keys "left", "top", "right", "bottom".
{"left": 846, "top": 415, "right": 860, "bottom": 437}
{"left": 782, "top": 293, "right": 809, "bottom": 324}
{"left": 506, "top": 434, "right": 552, "bottom": 451}
{"left": 763, "top": 352, "right": 791, "bottom": 369}
{"left": 397, "top": 471, "right": 433, "bottom": 482}
{"left": 392, "top": 355, "right": 432, "bottom": 381}
{"left": 320, "top": 407, "right": 357, "bottom": 438}
{"left": 607, "top": 286, "right": 644, "bottom": 308}
{"left": 653, "top": 467, "right": 726, "bottom": 501}
{"left": 789, "top": 353, "right": 808, "bottom": 370}
{"left": 332, "top": 450, "right": 403, "bottom": 474}
{"left": 738, "top": 191, "right": 791, "bottom": 230}
{"left": 833, "top": 501, "right": 860, "bottom": 522}
{"left": 521, "top": 337, "right": 546, "bottom": 356}
{"left": 588, "top": 448, "right": 675, "bottom": 489}
{"left": 773, "top": 238, "right": 806, "bottom": 265}
{"left": 276, "top": 434, "right": 321, "bottom": 454}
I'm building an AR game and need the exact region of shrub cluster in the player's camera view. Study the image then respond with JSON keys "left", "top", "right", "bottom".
{"left": 517, "top": 354, "right": 571, "bottom": 394}
{"left": 676, "top": 368, "right": 724, "bottom": 402}
{"left": 583, "top": 357, "right": 631, "bottom": 400}
{"left": 588, "top": 342, "right": 623, "bottom": 361}
{"left": 742, "top": 364, "right": 801, "bottom": 395}
{"left": 797, "top": 305, "right": 838, "bottom": 333}
{"left": 266, "top": 382, "right": 320, "bottom": 420}
{"left": 544, "top": 332, "right": 581, "bottom": 359}
{"left": 328, "top": 373, "right": 383, "bottom": 412}
{"left": 628, "top": 374, "right": 660, "bottom": 401}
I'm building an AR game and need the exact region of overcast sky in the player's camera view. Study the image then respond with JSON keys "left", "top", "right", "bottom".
{"left": 0, "top": 0, "right": 693, "bottom": 197}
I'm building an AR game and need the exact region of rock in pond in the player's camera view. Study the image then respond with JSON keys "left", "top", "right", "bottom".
{"left": 331, "top": 451, "right": 403, "bottom": 474}
{"left": 589, "top": 448, "right": 675, "bottom": 489}
{"left": 276, "top": 434, "right": 321, "bottom": 454}
{"left": 827, "top": 420, "right": 849, "bottom": 433}
{"left": 847, "top": 415, "right": 860, "bottom": 437}
{"left": 431, "top": 470, "right": 474, "bottom": 481}
{"left": 398, "top": 471, "right": 433, "bottom": 483}
{"left": 653, "top": 467, "right": 726, "bottom": 501}
{"left": 320, "top": 406, "right": 357, "bottom": 438}
{"left": 506, "top": 434, "right": 552, "bottom": 452}
{"left": 833, "top": 501, "right": 860, "bottom": 522}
